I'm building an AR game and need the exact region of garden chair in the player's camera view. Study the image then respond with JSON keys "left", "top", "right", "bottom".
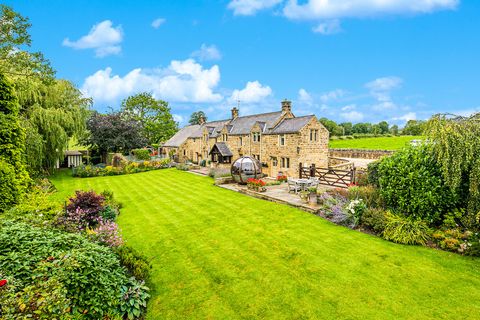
{"left": 287, "top": 178, "right": 301, "bottom": 194}
{"left": 308, "top": 177, "right": 319, "bottom": 188}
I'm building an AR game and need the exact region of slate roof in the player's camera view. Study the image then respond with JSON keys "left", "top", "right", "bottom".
{"left": 162, "top": 110, "right": 317, "bottom": 148}
{"left": 267, "top": 115, "right": 314, "bottom": 134}
{"left": 228, "top": 111, "right": 283, "bottom": 135}
{"left": 65, "top": 150, "right": 83, "bottom": 156}
{"left": 162, "top": 124, "right": 201, "bottom": 147}
{"left": 210, "top": 142, "right": 233, "bottom": 157}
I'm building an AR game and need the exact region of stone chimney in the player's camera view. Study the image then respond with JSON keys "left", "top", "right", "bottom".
{"left": 231, "top": 107, "right": 239, "bottom": 119}
{"left": 281, "top": 99, "right": 292, "bottom": 113}
{"left": 199, "top": 115, "right": 206, "bottom": 125}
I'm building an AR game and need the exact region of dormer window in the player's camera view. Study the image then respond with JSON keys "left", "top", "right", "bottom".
{"left": 222, "top": 133, "right": 228, "bottom": 141}
{"left": 252, "top": 132, "right": 261, "bottom": 142}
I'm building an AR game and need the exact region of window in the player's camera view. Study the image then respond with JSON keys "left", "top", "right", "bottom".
{"left": 252, "top": 132, "right": 261, "bottom": 142}
{"left": 310, "top": 129, "right": 318, "bottom": 141}
{"left": 272, "top": 157, "right": 278, "bottom": 166}
{"left": 183, "top": 150, "right": 186, "bottom": 156}
{"left": 281, "top": 157, "right": 290, "bottom": 168}
{"left": 279, "top": 134, "right": 286, "bottom": 146}
{"left": 252, "top": 154, "right": 260, "bottom": 161}
{"left": 239, "top": 137, "right": 243, "bottom": 146}
{"left": 222, "top": 134, "right": 228, "bottom": 141}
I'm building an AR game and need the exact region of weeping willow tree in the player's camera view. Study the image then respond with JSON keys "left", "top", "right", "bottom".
{"left": 426, "top": 113, "right": 480, "bottom": 220}
{"left": 14, "top": 77, "right": 91, "bottom": 174}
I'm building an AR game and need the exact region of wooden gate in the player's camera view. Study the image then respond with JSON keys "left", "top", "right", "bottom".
{"left": 299, "top": 163, "right": 355, "bottom": 188}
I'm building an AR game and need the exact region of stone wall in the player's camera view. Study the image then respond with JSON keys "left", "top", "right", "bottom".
{"left": 329, "top": 148, "right": 394, "bottom": 159}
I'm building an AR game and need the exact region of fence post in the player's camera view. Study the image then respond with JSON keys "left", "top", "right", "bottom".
{"left": 299, "top": 162, "right": 303, "bottom": 178}
{"left": 310, "top": 163, "right": 315, "bottom": 177}
{"left": 351, "top": 166, "right": 356, "bottom": 184}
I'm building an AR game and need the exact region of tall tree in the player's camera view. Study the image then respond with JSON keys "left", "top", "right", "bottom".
{"left": 378, "top": 121, "right": 389, "bottom": 134}
{"left": 0, "top": 73, "right": 29, "bottom": 211}
{"left": 339, "top": 122, "right": 353, "bottom": 135}
{"left": 0, "top": 5, "right": 54, "bottom": 80}
{"left": 189, "top": 111, "right": 207, "bottom": 125}
{"left": 390, "top": 124, "right": 399, "bottom": 135}
{"left": 403, "top": 120, "right": 425, "bottom": 135}
{"left": 86, "top": 111, "right": 147, "bottom": 161}
{"left": 14, "top": 78, "right": 91, "bottom": 173}
{"left": 426, "top": 113, "right": 480, "bottom": 217}
{"left": 121, "top": 92, "right": 178, "bottom": 144}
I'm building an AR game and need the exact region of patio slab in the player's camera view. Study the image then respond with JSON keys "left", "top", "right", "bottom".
{"left": 218, "top": 182, "right": 332, "bottom": 214}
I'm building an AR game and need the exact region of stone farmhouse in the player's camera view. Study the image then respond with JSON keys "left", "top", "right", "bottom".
{"left": 161, "top": 100, "right": 329, "bottom": 177}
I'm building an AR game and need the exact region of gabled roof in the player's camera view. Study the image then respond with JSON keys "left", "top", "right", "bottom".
{"left": 209, "top": 142, "right": 233, "bottom": 157}
{"left": 268, "top": 115, "right": 315, "bottom": 134}
{"left": 228, "top": 111, "right": 283, "bottom": 135}
{"left": 162, "top": 125, "right": 201, "bottom": 147}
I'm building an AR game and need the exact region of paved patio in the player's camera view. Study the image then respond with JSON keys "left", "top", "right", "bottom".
{"left": 218, "top": 181, "right": 332, "bottom": 213}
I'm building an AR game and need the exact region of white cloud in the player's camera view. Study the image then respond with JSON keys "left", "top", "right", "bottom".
{"left": 341, "top": 104, "right": 356, "bottom": 111}
{"left": 298, "top": 88, "right": 313, "bottom": 105}
{"left": 228, "top": 0, "right": 283, "bottom": 16}
{"left": 392, "top": 112, "right": 417, "bottom": 122}
{"left": 341, "top": 110, "right": 364, "bottom": 122}
{"left": 81, "top": 59, "right": 222, "bottom": 103}
{"left": 191, "top": 44, "right": 222, "bottom": 61}
{"left": 172, "top": 114, "right": 184, "bottom": 123}
{"left": 312, "top": 19, "right": 342, "bottom": 35}
{"left": 63, "top": 20, "right": 123, "bottom": 57}
{"left": 365, "top": 76, "right": 403, "bottom": 110}
{"left": 284, "top": 0, "right": 459, "bottom": 20}
{"left": 229, "top": 81, "right": 272, "bottom": 103}
{"left": 320, "top": 89, "right": 345, "bottom": 102}
{"left": 366, "top": 76, "right": 403, "bottom": 92}
{"left": 151, "top": 18, "right": 166, "bottom": 29}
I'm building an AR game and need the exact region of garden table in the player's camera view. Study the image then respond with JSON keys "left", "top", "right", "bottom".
{"left": 295, "top": 178, "right": 312, "bottom": 191}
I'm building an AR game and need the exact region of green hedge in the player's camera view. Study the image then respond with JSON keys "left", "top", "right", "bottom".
{"left": 132, "top": 148, "right": 151, "bottom": 160}
{"left": 377, "top": 145, "right": 457, "bottom": 225}
{"left": 73, "top": 159, "right": 171, "bottom": 178}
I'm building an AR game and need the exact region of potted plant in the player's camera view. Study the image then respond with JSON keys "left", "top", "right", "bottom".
{"left": 299, "top": 190, "right": 309, "bottom": 203}
{"left": 308, "top": 187, "right": 318, "bottom": 205}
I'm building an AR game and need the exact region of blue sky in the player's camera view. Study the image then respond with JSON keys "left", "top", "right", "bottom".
{"left": 8, "top": 0, "right": 480, "bottom": 126}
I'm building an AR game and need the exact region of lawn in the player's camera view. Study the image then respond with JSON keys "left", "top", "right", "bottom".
{"left": 51, "top": 169, "right": 480, "bottom": 319}
{"left": 329, "top": 135, "right": 423, "bottom": 150}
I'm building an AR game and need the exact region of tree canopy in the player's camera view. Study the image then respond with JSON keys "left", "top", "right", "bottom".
{"left": 426, "top": 113, "right": 480, "bottom": 217}
{"left": 0, "top": 73, "right": 29, "bottom": 210}
{"left": 189, "top": 111, "right": 207, "bottom": 125}
{"left": 14, "top": 77, "right": 91, "bottom": 173}
{"left": 86, "top": 111, "right": 147, "bottom": 160}
{"left": 0, "top": 5, "right": 54, "bottom": 81}
{"left": 121, "top": 92, "right": 178, "bottom": 144}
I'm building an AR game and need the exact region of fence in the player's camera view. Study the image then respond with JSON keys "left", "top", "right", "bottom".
{"left": 299, "top": 163, "right": 363, "bottom": 188}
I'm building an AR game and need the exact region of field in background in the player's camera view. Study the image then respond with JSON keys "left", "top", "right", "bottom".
{"left": 329, "top": 135, "right": 423, "bottom": 150}
{"left": 51, "top": 169, "right": 480, "bottom": 319}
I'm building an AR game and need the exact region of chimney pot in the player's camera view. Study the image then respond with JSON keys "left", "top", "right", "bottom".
{"left": 231, "top": 107, "right": 239, "bottom": 119}
{"left": 281, "top": 99, "right": 292, "bottom": 113}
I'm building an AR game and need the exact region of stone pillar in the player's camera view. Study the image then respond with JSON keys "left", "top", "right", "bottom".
{"left": 281, "top": 99, "right": 291, "bottom": 113}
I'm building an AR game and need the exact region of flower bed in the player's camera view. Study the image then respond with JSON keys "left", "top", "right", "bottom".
{"left": 73, "top": 158, "right": 171, "bottom": 177}
{"left": 246, "top": 178, "right": 266, "bottom": 192}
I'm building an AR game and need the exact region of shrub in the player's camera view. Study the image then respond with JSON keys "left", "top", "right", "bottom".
{"left": 100, "top": 205, "right": 118, "bottom": 221}
{"left": 0, "top": 222, "right": 129, "bottom": 318}
{"left": 2, "top": 179, "right": 61, "bottom": 226}
{"left": 200, "top": 159, "right": 207, "bottom": 167}
{"left": 382, "top": 214, "right": 431, "bottom": 245}
{"left": 115, "top": 246, "right": 152, "bottom": 282}
{"left": 119, "top": 277, "right": 150, "bottom": 320}
{"left": 318, "top": 192, "right": 352, "bottom": 227}
{"left": 72, "top": 159, "right": 171, "bottom": 178}
{"left": 0, "top": 276, "right": 72, "bottom": 319}
{"left": 366, "top": 160, "right": 381, "bottom": 187}
{"left": 345, "top": 199, "right": 367, "bottom": 227}
{"left": 0, "top": 160, "right": 21, "bottom": 212}
{"left": 66, "top": 190, "right": 105, "bottom": 227}
{"left": 87, "top": 218, "right": 124, "bottom": 247}
{"left": 377, "top": 145, "right": 457, "bottom": 225}
{"left": 348, "top": 185, "right": 384, "bottom": 208}
{"left": 361, "top": 208, "right": 389, "bottom": 233}
{"left": 176, "top": 163, "right": 190, "bottom": 171}
{"left": 132, "top": 148, "right": 151, "bottom": 161}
